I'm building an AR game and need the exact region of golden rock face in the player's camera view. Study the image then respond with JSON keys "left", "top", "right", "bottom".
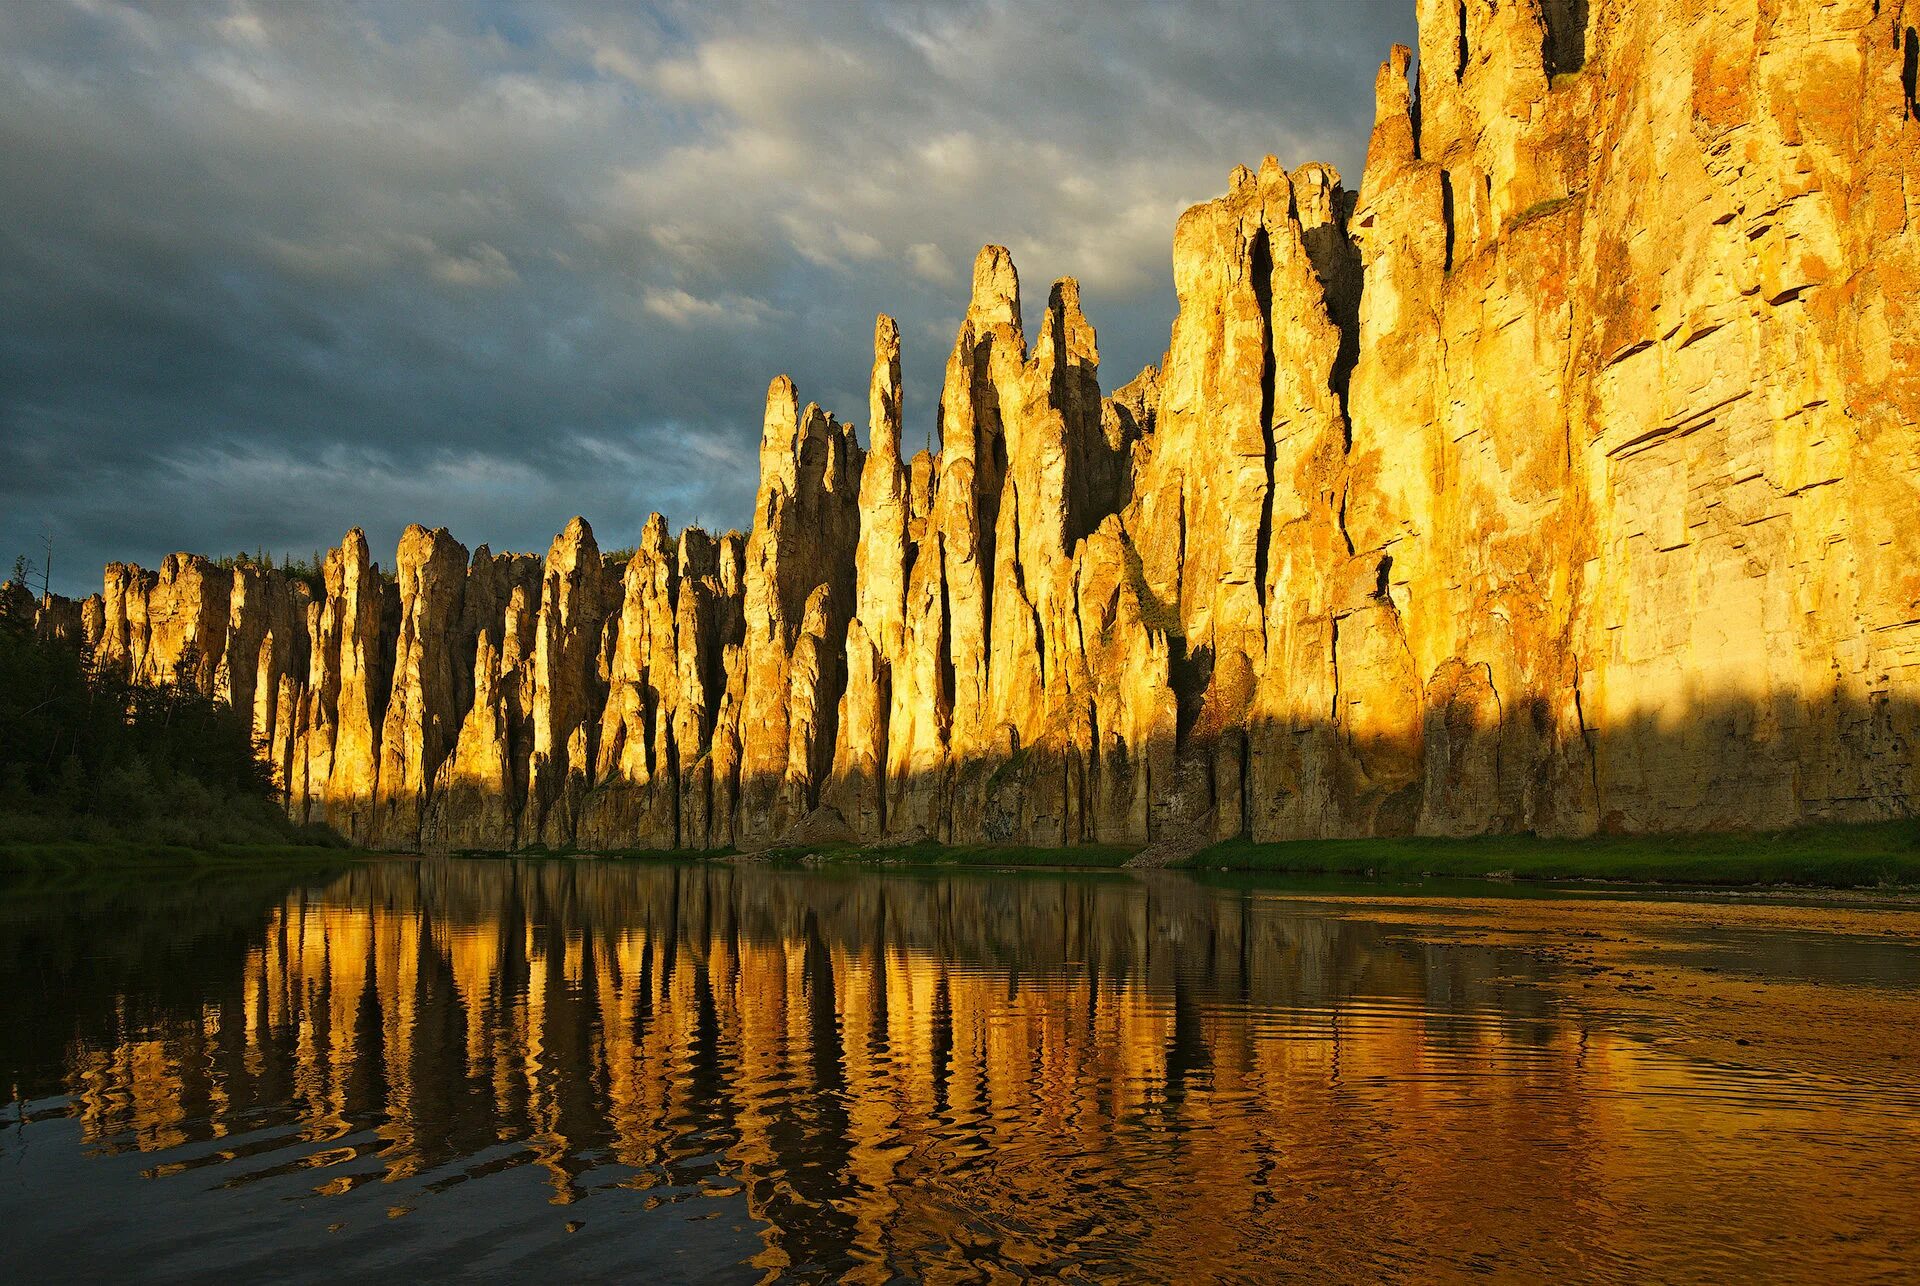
{"left": 64, "top": 0, "right": 1920, "bottom": 850}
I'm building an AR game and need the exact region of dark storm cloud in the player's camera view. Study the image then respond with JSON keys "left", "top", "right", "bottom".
{"left": 2, "top": 0, "right": 1417, "bottom": 595}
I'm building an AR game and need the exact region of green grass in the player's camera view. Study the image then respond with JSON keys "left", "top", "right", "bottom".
{"left": 0, "top": 799, "right": 359, "bottom": 883}
{"left": 542, "top": 820, "right": 1920, "bottom": 888}
{"left": 30, "top": 819, "right": 1888, "bottom": 892}
{"left": 500, "top": 838, "right": 1137, "bottom": 869}
{"left": 1177, "top": 820, "right": 1920, "bottom": 888}
{"left": 1513, "top": 193, "right": 1578, "bottom": 227}
{"left": 24, "top": 822, "right": 1904, "bottom": 890}
{"left": 752, "top": 839, "right": 1139, "bottom": 870}
{"left": 0, "top": 838, "right": 367, "bottom": 881}
{"left": 496, "top": 843, "right": 737, "bottom": 862}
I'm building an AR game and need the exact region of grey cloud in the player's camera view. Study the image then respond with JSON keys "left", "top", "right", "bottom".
{"left": 2, "top": 0, "right": 1416, "bottom": 594}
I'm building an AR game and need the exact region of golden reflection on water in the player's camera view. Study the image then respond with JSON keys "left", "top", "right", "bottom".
{"left": 18, "top": 860, "right": 1920, "bottom": 1279}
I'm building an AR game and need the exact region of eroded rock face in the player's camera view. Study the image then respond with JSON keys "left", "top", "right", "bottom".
{"left": 426, "top": 555, "right": 540, "bottom": 851}
{"left": 371, "top": 526, "right": 469, "bottom": 849}
{"left": 97, "top": 554, "right": 232, "bottom": 693}
{"left": 826, "top": 315, "right": 910, "bottom": 834}
{"left": 427, "top": 629, "right": 515, "bottom": 850}
{"left": 74, "top": 0, "right": 1920, "bottom": 850}
{"left": 1333, "top": 0, "right": 1920, "bottom": 836}
{"left": 293, "top": 530, "right": 388, "bottom": 844}
{"left": 578, "top": 514, "right": 726, "bottom": 850}
{"left": 214, "top": 564, "right": 309, "bottom": 788}
{"left": 20, "top": 588, "right": 93, "bottom": 649}
{"left": 524, "top": 516, "right": 611, "bottom": 847}
{"left": 720, "top": 377, "right": 862, "bottom": 848}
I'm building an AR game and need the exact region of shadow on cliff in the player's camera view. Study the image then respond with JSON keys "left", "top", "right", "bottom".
{"left": 496, "top": 686, "right": 1920, "bottom": 859}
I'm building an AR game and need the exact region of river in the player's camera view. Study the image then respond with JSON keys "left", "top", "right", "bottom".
{"left": 4, "top": 859, "right": 1919, "bottom": 1281}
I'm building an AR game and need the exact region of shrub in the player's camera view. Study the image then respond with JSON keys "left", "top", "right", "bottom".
{"left": 0, "top": 583, "right": 336, "bottom": 851}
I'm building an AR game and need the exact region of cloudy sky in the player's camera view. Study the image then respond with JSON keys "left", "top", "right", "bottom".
{"left": 3, "top": 0, "right": 1417, "bottom": 596}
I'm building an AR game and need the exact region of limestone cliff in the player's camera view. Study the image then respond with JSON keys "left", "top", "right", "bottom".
{"left": 70, "top": 0, "right": 1920, "bottom": 851}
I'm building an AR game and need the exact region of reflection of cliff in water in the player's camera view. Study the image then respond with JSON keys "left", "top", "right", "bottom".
{"left": 14, "top": 859, "right": 1920, "bottom": 1279}
{"left": 0, "top": 866, "right": 341, "bottom": 1102}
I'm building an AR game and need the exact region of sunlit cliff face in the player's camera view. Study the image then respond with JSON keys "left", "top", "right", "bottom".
{"left": 28, "top": 861, "right": 1920, "bottom": 1279}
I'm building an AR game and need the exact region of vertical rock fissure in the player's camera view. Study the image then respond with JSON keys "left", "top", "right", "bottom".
{"left": 936, "top": 537, "right": 956, "bottom": 743}
{"left": 1251, "top": 225, "right": 1277, "bottom": 621}
{"left": 1240, "top": 719, "right": 1255, "bottom": 838}
{"left": 1478, "top": 661, "right": 1505, "bottom": 809}
{"left": 1171, "top": 637, "right": 1209, "bottom": 746}
{"left": 980, "top": 382, "right": 1007, "bottom": 659}
{"left": 1328, "top": 615, "right": 1342, "bottom": 726}
{"left": 1904, "top": 27, "right": 1918, "bottom": 119}
{"left": 1006, "top": 477, "right": 1046, "bottom": 680}
{"left": 1541, "top": 0, "right": 1589, "bottom": 76}
{"left": 1571, "top": 667, "right": 1601, "bottom": 817}
{"left": 1175, "top": 485, "right": 1189, "bottom": 619}
{"left": 875, "top": 663, "right": 890, "bottom": 833}
{"left": 1409, "top": 59, "right": 1424, "bottom": 153}
{"left": 665, "top": 725, "right": 682, "bottom": 846}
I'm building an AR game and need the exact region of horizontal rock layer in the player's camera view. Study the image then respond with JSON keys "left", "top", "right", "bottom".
{"left": 47, "top": 0, "right": 1920, "bottom": 850}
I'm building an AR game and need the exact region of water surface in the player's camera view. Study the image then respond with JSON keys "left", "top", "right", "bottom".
{"left": 4, "top": 859, "right": 1919, "bottom": 1281}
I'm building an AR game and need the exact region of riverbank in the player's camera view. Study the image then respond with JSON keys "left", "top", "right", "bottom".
{"left": 0, "top": 838, "right": 363, "bottom": 882}
{"left": 679, "top": 819, "right": 1920, "bottom": 888}
{"left": 1177, "top": 821, "right": 1920, "bottom": 887}
{"left": 13, "top": 818, "right": 1919, "bottom": 890}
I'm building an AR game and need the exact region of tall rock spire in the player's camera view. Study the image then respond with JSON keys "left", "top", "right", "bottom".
{"left": 523, "top": 516, "right": 607, "bottom": 846}
{"left": 827, "top": 315, "right": 912, "bottom": 835}
{"left": 293, "top": 529, "right": 387, "bottom": 843}
{"left": 371, "top": 525, "right": 468, "bottom": 849}
{"left": 726, "top": 378, "right": 861, "bottom": 846}
{"left": 858, "top": 313, "right": 909, "bottom": 656}
{"left": 69, "top": 0, "right": 1920, "bottom": 852}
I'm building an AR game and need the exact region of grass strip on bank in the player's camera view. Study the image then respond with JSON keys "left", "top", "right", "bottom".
{"left": 754, "top": 839, "right": 1139, "bottom": 869}
{"left": 518, "top": 840, "right": 1139, "bottom": 869}
{"left": 579, "top": 820, "right": 1920, "bottom": 888}
{"left": 1177, "top": 820, "right": 1920, "bottom": 887}
{"left": 410, "top": 820, "right": 1920, "bottom": 890}
{"left": 504, "top": 843, "right": 739, "bottom": 862}
{"left": 0, "top": 838, "right": 364, "bottom": 881}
